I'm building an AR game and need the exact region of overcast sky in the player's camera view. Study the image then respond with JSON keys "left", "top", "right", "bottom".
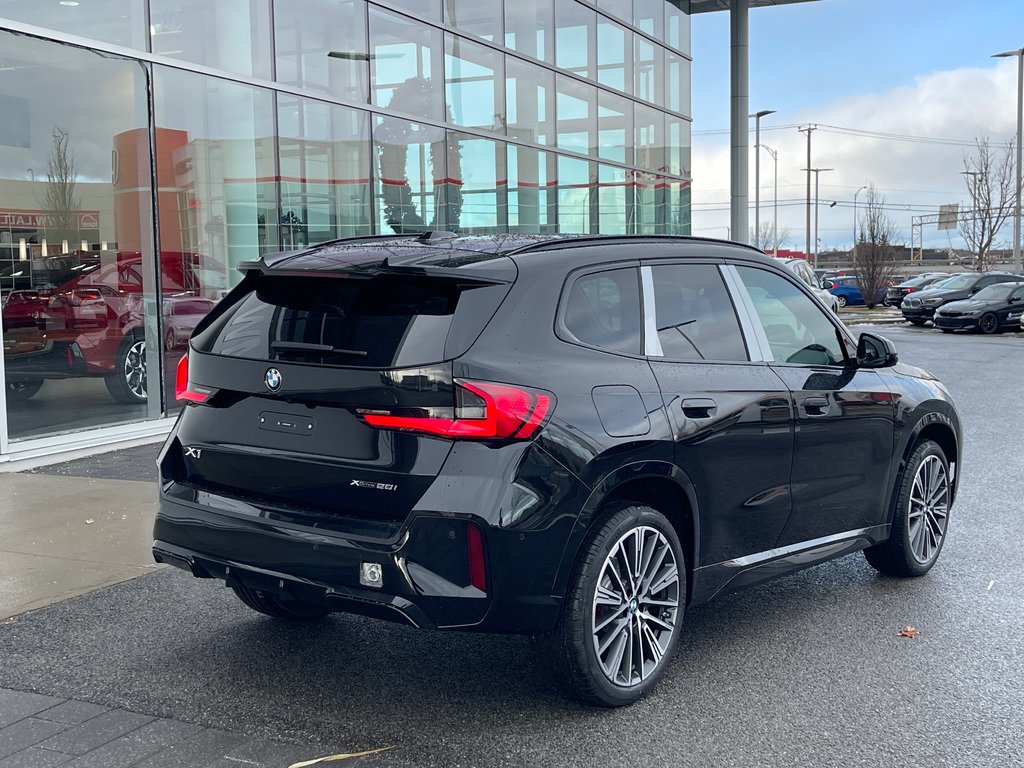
{"left": 690, "top": 0, "right": 1024, "bottom": 252}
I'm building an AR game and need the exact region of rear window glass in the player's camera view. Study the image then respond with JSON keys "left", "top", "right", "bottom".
{"left": 194, "top": 273, "right": 500, "bottom": 368}
{"left": 561, "top": 268, "right": 642, "bottom": 354}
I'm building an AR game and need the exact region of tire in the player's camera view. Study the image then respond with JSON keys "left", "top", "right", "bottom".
{"left": 836, "top": 295, "right": 847, "bottom": 308}
{"left": 541, "top": 502, "right": 685, "bottom": 707}
{"left": 979, "top": 312, "right": 999, "bottom": 335}
{"left": 908, "top": 319, "right": 926, "bottom": 326}
{"left": 864, "top": 440, "right": 951, "bottom": 578}
{"left": 104, "top": 335, "right": 148, "bottom": 404}
{"left": 882, "top": 297, "right": 891, "bottom": 307}
{"left": 940, "top": 328, "right": 955, "bottom": 334}
{"left": 6, "top": 379, "right": 43, "bottom": 402}
{"left": 231, "top": 586, "right": 330, "bottom": 622}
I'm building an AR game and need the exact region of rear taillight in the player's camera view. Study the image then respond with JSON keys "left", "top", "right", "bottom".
{"left": 904, "top": 287, "right": 915, "bottom": 294}
{"left": 361, "top": 380, "right": 553, "bottom": 440}
{"left": 175, "top": 353, "right": 210, "bottom": 403}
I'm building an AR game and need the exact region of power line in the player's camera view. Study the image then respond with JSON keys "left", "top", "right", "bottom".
{"left": 692, "top": 121, "right": 1012, "bottom": 149}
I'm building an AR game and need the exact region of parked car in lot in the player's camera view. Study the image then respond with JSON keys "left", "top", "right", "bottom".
{"left": 156, "top": 232, "right": 962, "bottom": 707}
{"left": 933, "top": 282, "right": 1024, "bottom": 334}
{"left": 885, "top": 273, "right": 950, "bottom": 308}
{"left": 823, "top": 275, "right": 887, "bottom": 307}
{"left": 775, "top": 257, "right": 839, "bottom": 311}
{"left": 901, "top": 272, "right": 1024, "bottom": 325}
{"left": 1, "top": 289, "right": 45, "bottom": 330}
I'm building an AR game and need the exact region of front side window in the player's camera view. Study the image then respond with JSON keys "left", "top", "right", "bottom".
{"left": 562, "top": 268, "right": 642, "bottom": 354}
{"left": 650, "top": 264, "right": 748, "bottom": 361}
{"left": 737, "top": 267, "right": 847, "bottom": 366}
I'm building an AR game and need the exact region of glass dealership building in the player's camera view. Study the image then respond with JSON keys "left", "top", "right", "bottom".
{"left": 0, "top": 0, "right": 691, "bottom": 460}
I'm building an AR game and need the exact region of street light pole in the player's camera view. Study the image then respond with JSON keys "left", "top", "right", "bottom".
{"left": 802, "top": 167, "right": 833, "bottom": 264}
{"left": 750, "top": 109, "right": 775, "bottom": 247}
{"left": 762, "top": 145, "right": 778, "bottom": 254}
{"left": 852, "top": 184, "right": 868, "bottom": 257}
{"left": 994, "top": 47, "right": 1024, "bottom": 274}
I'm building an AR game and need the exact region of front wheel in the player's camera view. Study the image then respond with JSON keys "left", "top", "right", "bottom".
{"left": 979, "top": 312, "right": 999, "bottom": 335}
{"left": 864, "top": 440, "right": 951, "bottom": 577}
{"left": 836, "top": 295, "right": 848, "bottom": 308}
{"left": 6, "top": 379, "right": 43, "bottom": 402}
{"left": 105, "top": 335, "right": 148, "bottom": 404}
{"left": 541, "top": 503, "right": 685, "bottom": 707}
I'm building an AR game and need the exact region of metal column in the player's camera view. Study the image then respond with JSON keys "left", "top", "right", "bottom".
{"left": 730, "top": 0, "right": 749, "bottom": 244}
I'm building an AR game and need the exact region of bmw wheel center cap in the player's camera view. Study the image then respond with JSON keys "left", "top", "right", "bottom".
{"left": 265, "top": 367, "right": 283, "bottom": 392}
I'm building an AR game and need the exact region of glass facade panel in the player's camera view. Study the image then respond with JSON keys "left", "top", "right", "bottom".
{"left": 388, "top": 0, "right": 441, "bottom": 21}
{"left": 451, "top": 133, "right": 507, "bottom": 232}
{"left": 369, "top": 6, "right": 445, "bottom": 122}
{"left": 597, "top": 164, "right": 630, "bottom": 233}
{"left": 556, "top": 75, "right": 596, "bottom": 156}
{"left": 0, "top": 34, "right": 156, "bottom": 439}
{"left": 150, "top": 0, "right": 273, "bottom": 79}
{"left": 666, "top": 51, "right": 690, "bottom": 115}
{"left": 445, "top": 35, "right": 504, "bottom": 135}
{"left": 274, "top": 0, "right": 369, "bottom": 104}
{"left": 596, "top": 16, "right": 630, "bottom": 92}
{"left": 634, "top": 0, "right": 664, "bottom": 38}
{"left": 666, "top": 2, "right": 691, "bottom": 55}
{"left": 634, "top": 172, "right": 665, "bottom": 234}
{"left": 278, "top": 97, "right": 373, "bottom": 248}
{"left": 666, "top": 180, "right": 691, "bottom": 235}
{"left": 445, "top": 0, "right": 502, "bottom": 42}
{"left": 634, "top": 35, "right": 663, "bottom": 104}
{"left": 504, "top": 0, "right": 554, "bottom": 62}
{"left": 554, "top": 0, "right": 595, "bottom": 80}
{"left": 0, "top": 0, "right": 146, "bottom": 49}
{"left": 597, "top": 90, "right": 632, "bottom": 164}
{"left": 374, "top": 115, "right": 448, "bottom": 233}
{"left": 506, "top": 57, "right": 556, "bottom": 146}
{"left": 666, "top": 115, "right": 691, "bottom": 177}
{"left": 596, "top": 0, "right": 632, "bottom": 24}
{"left": 557, "top": 155, "right": 594, "bottom": 233}
{"left": 635, "top": 103, "right": 665, "bottom": 173}
{"left": 508, "top": 146, "right": 556, "bottom": 233}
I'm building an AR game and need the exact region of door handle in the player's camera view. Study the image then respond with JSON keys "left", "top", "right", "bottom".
{"left": 803, "top": 396, "right": 830, "bottom": 416}
{"left": 681, "top": 398, "right": 717, "bottom": 419}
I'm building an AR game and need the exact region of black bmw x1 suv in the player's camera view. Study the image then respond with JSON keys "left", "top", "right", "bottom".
{"left": 155, "top": 233, "right": 962, "bottom": 707}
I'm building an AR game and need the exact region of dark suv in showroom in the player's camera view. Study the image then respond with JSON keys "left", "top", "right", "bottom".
{"left": 901, "top": 271, "right": 1024, "bottom": 325}
{"left": 155, "top": 233, "right": 962, "bottom": 707}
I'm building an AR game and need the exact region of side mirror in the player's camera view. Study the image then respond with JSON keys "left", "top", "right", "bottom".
{"left": 857, "top": 332, "right": 898, "bottom": 368}
{"left": 822, "top": 280, "right": 835, "bottom": 290}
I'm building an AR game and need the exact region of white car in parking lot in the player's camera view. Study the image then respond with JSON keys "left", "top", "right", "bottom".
{"left": 774, "top": 257, "right": 840, "bottom": 313}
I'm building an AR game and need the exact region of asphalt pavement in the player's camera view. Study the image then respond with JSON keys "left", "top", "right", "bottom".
{"left": 1, "top": 324, "right": 1022, "bottom": 767}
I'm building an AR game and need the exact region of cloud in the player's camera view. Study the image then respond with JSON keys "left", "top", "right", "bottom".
{"left": 691, "top": 60, "right": 1020, "bottom": 251}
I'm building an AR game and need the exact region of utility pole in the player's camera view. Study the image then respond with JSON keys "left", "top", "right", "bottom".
{"left": 750, "top": 109, "right": 775, "bottom": 247}
{"left": 802, "top": 167, "right": 833, "bottom": 263}
{"left": 763, "top": 145, "right": 778, "bottom": 254}
{"left": 852, "top": 184, "right": 868, "bottom": 258}
{"left": 799, "top": 125, "right": 817, "bottom": 263}
{"left": 993, "top": 47, "right": 1024, "bottom": 274}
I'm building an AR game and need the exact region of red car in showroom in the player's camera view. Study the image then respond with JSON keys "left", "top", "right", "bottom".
{"left": 4, "top": 251, "right": 221, "bottom": 403}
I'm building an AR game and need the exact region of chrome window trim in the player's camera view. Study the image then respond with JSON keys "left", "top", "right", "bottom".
{"left": 719, "top": 264, "right": 771, "bottom": 362}
{"left": 640, "top": 265, "right": 664, "bottom": 357}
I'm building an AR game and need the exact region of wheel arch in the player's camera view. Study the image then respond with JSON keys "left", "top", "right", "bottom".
{"left": 889, "top": 411, "right": 961, "bottom": 521}
{"left": 552, "top": 462, "right": 700, "bottom": 606}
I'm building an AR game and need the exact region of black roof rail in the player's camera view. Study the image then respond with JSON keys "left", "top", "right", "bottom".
{"left": 504, "top": 233, "right": 764, "bottom": 257}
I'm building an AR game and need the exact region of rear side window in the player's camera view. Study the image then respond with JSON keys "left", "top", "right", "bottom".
{"left": 193, "top": 273, "right": 507, "bottom": 368}
{"left": 561, "top": 268, "right": 642, "bottom": 354}
{"left": 650, "top": 264, "right": 748, "bottom": 361}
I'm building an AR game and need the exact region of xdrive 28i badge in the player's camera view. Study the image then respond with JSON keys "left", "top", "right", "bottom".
{"left": 265, "top": 368, "right": 283, "bottom": 392}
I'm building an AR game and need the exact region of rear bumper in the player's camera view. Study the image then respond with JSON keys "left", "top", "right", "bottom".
{"left": 154, "top": 483, "right": 566, "bottom": 634}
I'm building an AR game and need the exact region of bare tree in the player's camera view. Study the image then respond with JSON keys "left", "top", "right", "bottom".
{"left": 854, "top": 184, "right": 901, "bottom": 308}
{"left": 41, "top": 126, "right": 81, "bottom": 250}
{"left": 960, "top": 136, "right": 1017, "bottom": 271}
{"left": 749, "top": 221, "right": 792, "bottom": 253}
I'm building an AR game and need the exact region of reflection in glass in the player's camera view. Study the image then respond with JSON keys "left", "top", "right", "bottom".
{"left": 369, "top": 7, "right": 444, "bottom": 122}
{"left": 278, "top": 98, "right": 372, "bottom": 247}
{"left": 505, "top": 0, "right": 554, "bottom": 62}
{"left": 635, "top": 172, "right": 666, "bottom": 234}
{"left": 388, "top": 0, "right": 441, "bottom": 20}
{"left": 275, "top": 0, "right": 369, "bottom": 104}
{"left": 508, "top": 146, "right": 556, "bottom": 233}
{"left": 597, "top": 165, "right": 629, "bottom": 233}
{"left": 635, "top": 103, "right": 665, "bottom": 173}
{"left": 555, "top": 0, "right": 595, "bottom": 80}
{"left": 0, "top": 34, "right": 157, "bottom": 439}
{"left": 666, "top": 116, "right": 691, "bottom": 178}
{"left": 597, "top": 0, "right": 632, "bottom": 24}
{"left": 445, "top": 35, "right": 505, "bottom": 135}
{"left": 597, "top": 91, "right": 632, "bottom": 164}
{"left": 666, "top": 52, "right": 690, "bottom": 115}
{"left": 375, "top": 116, "right": 459, "bottom": 233}
{"left": 666, "top": 3, "right": 691, "bottom": 55}
{"left": 597, "top": 16, "right": 631, "bottom": 91}
{"left": 506, "top": 58, "right": 556, "bottom": 146}
{"left": 557, "top": 156, "right": 595, "bottom": 233}
{"left": 556, "top": 75, "right": 596, "bottom": 156}
{"left": 0, "top": 0, "right": 146, "bottom": 49}
{"left": 666, "top": 180, "right": 691, "bottom": 235}
{"left": 634, "top": 35, "right": 663, "bottom": 104}
{"left": 634, "top": 0, "right": 664, "bottom": 37}
{"left": 451, "top": 134, "right": 507, "bottom": 232}
{"left": 150, "top": 0, "right": 273, "bottom": 78}
{"left": 445, "top": 0, "right": 503, "bottom": 41}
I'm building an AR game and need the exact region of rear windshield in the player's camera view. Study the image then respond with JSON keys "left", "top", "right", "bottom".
{"left": 193, "top": 273, "right": 507, "bottom": 368}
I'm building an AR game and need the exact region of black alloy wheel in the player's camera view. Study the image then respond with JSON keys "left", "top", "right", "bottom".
{"left": 105, "top": 335, "right": 148, "bottom": 404}
{"left": 979, "top": 312, "right": 999, "bottom": 334}
{"left": 543, "top": 502, "right": 685, "bottom": 707}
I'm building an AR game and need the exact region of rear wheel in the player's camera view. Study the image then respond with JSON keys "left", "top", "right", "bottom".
{"left": 6, "top": 379, "right": 43, "bottom": 402}
{"left": 864, "top": 440, "right": 951, "bottom": 577}
{"left": 979, "top": 312, "right": 999, "bottom": 335}
{"left": 541, "top": 503, "right": 684, "bottom": 707}
{"left": 836, "top": 295, "right": 848, "bottom": 308}
{"left": 231, "top": 586, "right": 330, "bottom": 621}
{"left": 104, "top": 335, "right": 148, "bottom": 404}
